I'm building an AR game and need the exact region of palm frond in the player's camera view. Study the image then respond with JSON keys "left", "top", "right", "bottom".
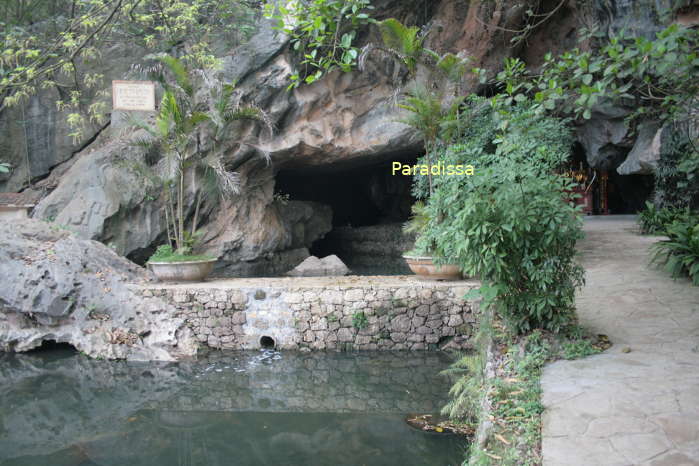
{"left": 436, "top": 53, "right": 469, "bottom": 82}
{"left": 157, "top": 55, "right": 194, "bottom": 97}
{"left": 379, "top": 18, "right": 423, "bottom": 56}
{"left": 201, "top": 156, "right": 241, "bottom": 197}
{"left": 225, "top": 105, "right": 274, "bottom": 137}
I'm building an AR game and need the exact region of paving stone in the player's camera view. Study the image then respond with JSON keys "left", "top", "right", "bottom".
{"left": 542, "top": 217, "right": 699, "bottom": 466}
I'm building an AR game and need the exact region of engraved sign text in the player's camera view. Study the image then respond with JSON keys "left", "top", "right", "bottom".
{"left": 112, "top": 80, "right": 155, "bottom": 111}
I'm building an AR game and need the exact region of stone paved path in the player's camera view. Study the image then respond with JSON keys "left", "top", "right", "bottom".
{"left": 542, "top": 216, "right": 699, "bottom": 466}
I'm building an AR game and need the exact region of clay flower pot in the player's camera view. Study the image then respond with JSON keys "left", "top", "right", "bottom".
{"left": 403, "top": 255, "right": 462, "bottom": 281}
{"left": 148, "top": 259, "right": 216, "bottom": 282}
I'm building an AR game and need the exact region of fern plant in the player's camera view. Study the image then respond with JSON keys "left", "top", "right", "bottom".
{"left": 638, "top": 201, "right": 699, "bottom": 235}
{"left": 440, "top": 351, "right": 484, "bottom": 422}
{"left": 362, "top": 18, "right": 469, "bottom": 196}
{"left": 368, "top": 18, "right": 431, "bottom": 73}
{"left": 398, "top": 85, "right": 465, "bottom": 195}
{"left": 651, "top": 220, "right": 699, "bottom": 285}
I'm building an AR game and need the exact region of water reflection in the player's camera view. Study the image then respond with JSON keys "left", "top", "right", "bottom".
{"left": 0, "top": 349, "right": 464, "bottom": 466}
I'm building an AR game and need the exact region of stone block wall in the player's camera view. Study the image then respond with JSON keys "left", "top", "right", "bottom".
{"left": 134, "top": 278, "right": 479, "bottom": 351}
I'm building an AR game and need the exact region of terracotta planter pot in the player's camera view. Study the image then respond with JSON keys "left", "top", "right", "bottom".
{"left": 148, "top": 259, "right": 216, "bottom": 282}
{"left": 403, "top": 255, "right": 462, "bottom": 281}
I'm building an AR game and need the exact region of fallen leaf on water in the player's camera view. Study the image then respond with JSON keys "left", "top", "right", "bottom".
{"left": 127, "top": 417, "right": 137, "bottom": 422}
{"left": 435, "top": 427, "right": 443, "bottom": 433}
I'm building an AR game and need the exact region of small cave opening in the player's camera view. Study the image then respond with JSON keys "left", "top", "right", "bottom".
{"left": 570, "top": 143, "right": 654, "bottom": 214}
{"left": 27, "top": 340, "right": 78, "bottom": 358}
{"left": 275, "top": 155, "right": 419, "bottom": 275}
{"left": 260, "top": 336, "right": 276, "bottom": 349}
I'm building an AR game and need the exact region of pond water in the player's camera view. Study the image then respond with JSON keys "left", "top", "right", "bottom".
{"left": 0, "top": 348, "right": 465, "bottom": 466}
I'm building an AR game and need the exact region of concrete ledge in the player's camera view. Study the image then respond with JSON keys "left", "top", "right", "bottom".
{"left": 130, "top": 275, "right": 481, "bottom": 351}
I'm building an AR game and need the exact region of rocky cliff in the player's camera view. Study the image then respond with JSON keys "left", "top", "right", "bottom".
{"left": 1, "top": 0, "right": 693, "bottom": 275}
{"left": 0, "top": 219, "right": 197, "bottom": 361}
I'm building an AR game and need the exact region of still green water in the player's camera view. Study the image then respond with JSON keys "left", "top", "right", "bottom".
{"left": 0, "top": 349, "right": 464, "bottom": 466}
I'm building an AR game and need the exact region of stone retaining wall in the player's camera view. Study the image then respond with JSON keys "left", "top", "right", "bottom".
{"left": 132, "top": 276, "right": 480, "bottom": 351}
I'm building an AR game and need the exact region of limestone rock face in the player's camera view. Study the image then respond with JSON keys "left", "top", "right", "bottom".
{"left": 32, "top": 132, "right": 166, "bottom": 259}
{"left": 2, "top": 0, "right": 683, "bottom": 275}
{"left": 0, "top": 43, "right": 148, "bottom": 193}
{"left": 286, "top": 255, "right": 350, "bottom": 277}
{"left": 617, "top": 122, "right": 665, "bottom": 175}
{"left": 575, "top": 101, "right": 634, "bottom": 171}
{"left": 0, "top": 219, "right": 197, "bottom": 361}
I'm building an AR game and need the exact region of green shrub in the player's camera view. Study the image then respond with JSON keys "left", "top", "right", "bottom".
{"left": 148, "top": 245, "right": 214, "bottom": 263}
{"left": 561, "top": 339, "right": 601, "bottom": 360}
{"left": 654, "top": 123, "right": 699, "bottom": 210}
{"left": 637, "top": 201, "right": 698, "bottom": 235}
{"left": 421, "top": 99, "right": 585, "bottom": 334}
{"left": 651, "top": 220, "right": 699, "bottom": 285}
{"left": 264, "top": 0, "right": 375, "bottom": 88}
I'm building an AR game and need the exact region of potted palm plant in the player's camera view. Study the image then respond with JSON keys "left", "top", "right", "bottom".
{"left": 362, "top": 19, "right": 466, "bottom": 280}
{"left": 131, "top": 54, "right": 271, "bottom": 282}
{"left": 402, "top": 201, "right": 461, "bottom": 281}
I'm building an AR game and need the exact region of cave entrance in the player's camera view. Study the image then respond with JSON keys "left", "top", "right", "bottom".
{"left": 26, "top": 340, "right": 78, "bottom": 360}
{"left": 570, "top": 144, "right": 654, "bottom": 214}
{"left": 275, "top": 156, "right": 418, "bottom": 275}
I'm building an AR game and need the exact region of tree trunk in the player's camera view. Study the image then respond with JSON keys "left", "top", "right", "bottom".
{"left": 178, "top": 169, "right": 185, "bottom": 252}
{"left": 192, "top": 190, "right": 201, "bottom": 237}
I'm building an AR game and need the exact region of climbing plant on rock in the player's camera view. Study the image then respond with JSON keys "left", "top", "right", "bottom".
{"left": 264, "top": 0, "right": 375, "bottom": 89}
{"left": 0, "top": 0, "right": 258, "bottom": 141}
{"left": 481, "top": 23, "right": 699, "bottom": 124}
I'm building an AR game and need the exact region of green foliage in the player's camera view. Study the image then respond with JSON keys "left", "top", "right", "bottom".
{"left": 654, "top": 124, "right": 699, "bottom": 210}
{"left": 464, "top": 329, "right": 555, "bottom": 465}
{"left": 651, "top": 220, "right": 699, "bottom": 285}
{"left": 487, "top": 24, "right": 699, "bottom": 124}
{"left": 132, "top": 54, "right": 270, "bottom": 255}
{"left": 148, "top": 244, "right": 214, "bottom": 263}
{"left": 402, "top": 201, "right": 429, "bottom": 253}
{"left": 373, "top": 18, "right": 427, "bottom": 73}
{"left": 561, "top": 338, "right": 601, "bottom": 360}
{"left": 421, "top": 98, "right": 585, "bottom": 334}
{"left": 351, "top": 311, "right": 369, "bottom": 330}
{"left": 264, "top": 0, "right": 375, "bottom": 89}
{"left": 637, "top": 201, "right": 698, "bottom": 235}
{"left": 440, "top": 351, "right": 483, "bottom": 423}
{"left": 0, "top": 0, "right": 258, "bottom": 140}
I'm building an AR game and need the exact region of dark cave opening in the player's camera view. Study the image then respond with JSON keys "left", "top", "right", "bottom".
{"left": 26, "top": 340, "right": 78, "bottom": 358}
{"left": 276, "top": 157, "right": 417, "bottom": 228}
{"left": 275, "top": 156, "right": 418, "bottom": 274}
{"left": 570, "top": 143, "right": 654, "bottom": 214}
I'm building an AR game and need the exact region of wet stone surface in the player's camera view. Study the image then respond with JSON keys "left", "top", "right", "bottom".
{"left": 131, "top": 276, "right": 480, "bottom": 352}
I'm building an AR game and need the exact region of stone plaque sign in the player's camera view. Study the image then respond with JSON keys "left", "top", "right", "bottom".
{"left": 112, "top": 80, "right": 155, "bottom": 111}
